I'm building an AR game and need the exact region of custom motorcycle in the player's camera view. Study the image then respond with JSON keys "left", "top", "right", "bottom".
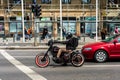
{"left": 35, "top": 39, "right": 84, "bottom": 68}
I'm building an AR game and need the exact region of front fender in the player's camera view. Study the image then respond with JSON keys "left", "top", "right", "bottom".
{"left": 71, "top": 50, "right": 82, "bottom": 57}
{"left": 73, "top": 50, "right": 82, "bottom": 54}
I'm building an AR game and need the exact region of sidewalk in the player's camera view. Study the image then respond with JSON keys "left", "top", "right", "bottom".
{"left": 0, "top": 36, "right": 101, "bottom": 49}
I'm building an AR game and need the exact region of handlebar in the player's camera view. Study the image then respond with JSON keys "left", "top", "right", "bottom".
{"left": 47, "top": 39, "right": 65, "bottom": 46}
{"left": 47, "top": 39, "right": 54, "bottom": 46}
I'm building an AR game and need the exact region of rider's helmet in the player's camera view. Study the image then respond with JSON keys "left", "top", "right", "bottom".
{"left": 66, "top": 32, "right": 73, "bottom": 39}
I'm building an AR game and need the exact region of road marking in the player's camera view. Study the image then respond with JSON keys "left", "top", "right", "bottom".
{"left": 0, "top": 50, "right": 47, "bottom": 80}
{"left": 6, "top": 49, "right": 45, "bottom": 51}
{"left": 13, "top": 56, "right": 34, "bottom": 58}
{"left": 84, "top": 64, "right": 120, "bottom": 68}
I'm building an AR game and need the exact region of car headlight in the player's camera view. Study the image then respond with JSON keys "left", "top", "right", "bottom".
{"left": 83, "top": 48, "right": 92, "bottom": 51}
{"left": 79, "top": 49, "right": 82, "bottom": 53}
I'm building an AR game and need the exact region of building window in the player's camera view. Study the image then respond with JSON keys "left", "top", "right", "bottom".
{"left": 62, "top": 17, "right": 76, "bottom": 34}
{"left": 62, "top": 0, "right": 71, "bottom": 4}
{"left": 85, "top": 17, "right": 96, "bottom": 34}
{"left": 38, "top": 17, "right": 52, "bottom": 33}
{"left": 13, "top": 0, "right": 21, "bottom": 4}
{"left": 41, "top": 0, "right": 51, "bottom": 4}
{"left": 9, "top": 17, "right": 17, "bottom": 33}
{"left": 0, "top": 17, "right": 4, "bottom": 37}
{"left": 9, "top": 17, "right": 23, "bottom": 33}
{"left": 108, "top": 0, "right": 118, "bottom": 4}
{"left": 81, "top": 0, "right": 91, "bottom": 4}
{"left": 108, "top": 0, "right": 119, "bottom": 7}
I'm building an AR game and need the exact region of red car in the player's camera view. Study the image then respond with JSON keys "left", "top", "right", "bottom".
{"left": 81, "top": 34, "right": 120, "bottom": 62}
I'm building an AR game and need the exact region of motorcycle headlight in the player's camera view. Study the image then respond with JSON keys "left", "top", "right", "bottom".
{"left": 83, "top": 48, "right": 92, "bottom": 51}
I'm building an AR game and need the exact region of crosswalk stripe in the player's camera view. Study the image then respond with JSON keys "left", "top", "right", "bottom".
{"left": 0, "top": 50, "right": 47, "bottom": 80}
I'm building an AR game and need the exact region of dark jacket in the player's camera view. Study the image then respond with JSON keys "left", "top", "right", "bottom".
{"left": 24, "top": 29, "right": 28, "bottom": 35}
{"left": 54, "top": 37, "right": 78, "bottom": 50}
{"left": 41, "top": 28, "right": 48, "bottom": 39}
{"left": 62, "top": 37, "right": 78, "bottom": 50}
{"left": 43, "top": 28, "right": 48, "bottom": 35}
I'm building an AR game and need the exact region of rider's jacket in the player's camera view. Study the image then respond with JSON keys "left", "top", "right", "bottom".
{"left": 62, "top": 37, "right": 78, "bottom": 50}
{"left": 54, "top": 37, "right": 78, "bottom": 50}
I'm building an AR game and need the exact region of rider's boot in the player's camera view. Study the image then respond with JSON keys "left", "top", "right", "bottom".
{"left": 53, "top": 57, "right": 61, "bottom": 62}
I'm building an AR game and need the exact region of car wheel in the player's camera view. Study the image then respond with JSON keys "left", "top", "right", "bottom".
{"left": 94, "top": 50, "right": 108, "bottom": 63}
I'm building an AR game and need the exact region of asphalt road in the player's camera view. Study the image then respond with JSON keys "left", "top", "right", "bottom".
{"left": 0, "top": 49, "right": 120, "bottom": 80}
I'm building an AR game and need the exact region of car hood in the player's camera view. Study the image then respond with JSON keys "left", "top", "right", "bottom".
{"left": 83, "top": 41, "right": 107, "bottom": 48}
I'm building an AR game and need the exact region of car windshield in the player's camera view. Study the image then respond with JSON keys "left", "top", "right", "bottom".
{"left": 102, "top": 34, "right": 120, "bottom": 42}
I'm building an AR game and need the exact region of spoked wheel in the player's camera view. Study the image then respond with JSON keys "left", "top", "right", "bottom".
{"left": 94, "top": 50, "right": 108, "bottom": 63}
{"left": 35, "top": 54, "right": 50, "bottom": 68}
{"left": 71, "top": 53, "right": 84, "bottom": 67}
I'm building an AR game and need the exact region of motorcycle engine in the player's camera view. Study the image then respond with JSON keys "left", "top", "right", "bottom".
{"left": 63, "top": 53, "right": 70, "bottom": 60}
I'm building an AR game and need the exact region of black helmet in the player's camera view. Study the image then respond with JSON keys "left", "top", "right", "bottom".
{"left": 66, "top": 32, "right": 73, "bottom": 39}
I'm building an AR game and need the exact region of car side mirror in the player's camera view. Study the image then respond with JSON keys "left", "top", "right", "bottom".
{"left": 113, "top": 40, "right": 118, "bottom": 44}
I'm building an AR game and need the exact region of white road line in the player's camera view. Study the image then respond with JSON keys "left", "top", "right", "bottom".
{"left": 7, "top": 49, "right": 44, "bottom": 52}
{"left": 0, "top": 50, "right": 47, "bottom": 80}
{"left": 13, "top": 56, "right": 34, "bottom": 58}
{"left": 83, "top": 64, "right": 120, "bottom": 68}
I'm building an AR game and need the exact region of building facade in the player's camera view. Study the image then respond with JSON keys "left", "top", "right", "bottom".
{"left": 0, "top": 0, "right": 120, "bottom": 38}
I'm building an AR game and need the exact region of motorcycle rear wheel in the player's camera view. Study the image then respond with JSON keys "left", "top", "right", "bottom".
{"left": 35, "top": 54, "right": 50, "bottom": 68}
{"left": 71, "top": 53, "right": 84, "bottom": 67}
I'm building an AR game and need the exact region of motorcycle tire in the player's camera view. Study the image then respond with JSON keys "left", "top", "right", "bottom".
{"left": 35, "top": 54, "right": 50, "bottom": 68}
{"left": 71, "top": 53, "right": 84, "bottom": 67}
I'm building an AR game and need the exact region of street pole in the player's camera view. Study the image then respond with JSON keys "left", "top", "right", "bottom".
{"left": 60, "top": 0, "right": 63, "bottom": 41}
{"left": 1, "top": 0, "right": 3, "bottom": 5}
{"left": 7, "top": 0, "right": 9, "bottom": 10}
{"left": 21, "top": 0, "right": 25, "bottom": 42}
{"left": 34, "top": 17, "right": 36, "bottom": 45}
{"left": 96, "top": 0, "right": 98, "bottom": 41}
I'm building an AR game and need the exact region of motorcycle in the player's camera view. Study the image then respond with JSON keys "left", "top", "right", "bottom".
{"left": 35, "top": 39, "right": 84, "bottom": 68}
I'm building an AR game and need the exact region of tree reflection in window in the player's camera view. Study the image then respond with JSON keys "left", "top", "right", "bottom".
{"left": 81, "top": 0, "right": 91, "bottom": 4}
{"left": 13, "top": 0, "right": 21, "bottom": 4}
{"left": 108, "top": 0, "right": 118, "bottom": 4}
{"left": 41, "top": 0, "right": 51, "bottom": 4}
{"left": 62, "top": 0, "right": 71, "bottom": 4}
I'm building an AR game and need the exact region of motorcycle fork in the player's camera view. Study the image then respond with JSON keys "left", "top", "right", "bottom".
{"left": 41, "top": 47, "right": 51, "bottom": 61}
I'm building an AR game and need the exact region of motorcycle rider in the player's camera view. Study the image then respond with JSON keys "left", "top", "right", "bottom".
{"left": 53, "top": 32, "right": 78, "bottom": 61}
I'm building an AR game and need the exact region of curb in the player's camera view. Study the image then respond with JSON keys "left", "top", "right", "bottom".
{"left": 0, "top": 41, "right": 95, "bottom": 50}
{"left": 0, "top": 45, "right": 83, "bottom": 50}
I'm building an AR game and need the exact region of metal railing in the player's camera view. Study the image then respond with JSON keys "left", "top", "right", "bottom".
{"left": 1, "top": 4, "right": 97, "bottom": 10}
{"left": 1, "top": 3, "right": 120, "bottom": 12}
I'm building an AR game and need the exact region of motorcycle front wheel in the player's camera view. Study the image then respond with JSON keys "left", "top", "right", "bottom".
{"left": 71, "top": 53, "right": 84, "bottom": 67}
{"left": 35, "top": 54, "right": 50, "bottom": 68}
